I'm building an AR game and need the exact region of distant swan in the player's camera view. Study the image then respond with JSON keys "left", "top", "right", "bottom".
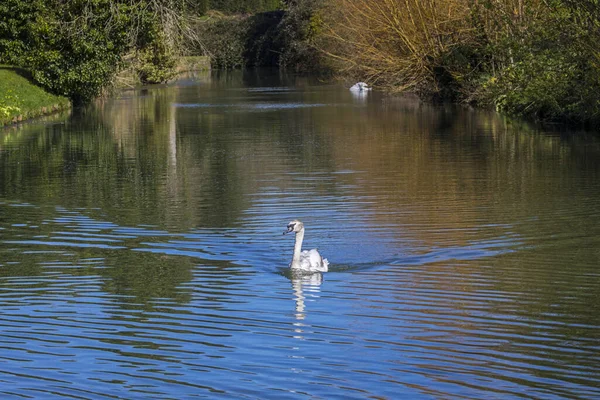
{"left": 350, "top": 82, "right": 371, "bottom": 92}
{"left": 284, "top": 220, "right": 329, "bottom": 272}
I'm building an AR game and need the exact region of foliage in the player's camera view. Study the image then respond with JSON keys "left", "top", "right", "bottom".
{"left": 195, "top": 10, "right": 285, "bottom": 69}
{"left": 276, "top": 0, "right": 327, "bottom": 72}
{"left": 195, "top": 1, "right": 328, "bottom": 72}
{"left": 244, "top": 11, "right": 285, "bottom": 67}
{"left": 135, "top": 30, "right": 178, "bottom": 84}
{"left": 198, "top": 14, "right": 249, "bottom": 69}
{"left": 0, "top": 85, "right": 21, "bottom": 120}
{"left": 0, "top": 0, "right": 132, "bottom": 104}
{"left": 315, "top": 0, "right": 600, "bottom": 125}
{"left": 210, "top": 0, "right": 282, "bottom": 13}
{"left": 0, "top": 103, "right": 20, "bottom": 120}
{"left": 473, "top": 0, "right": 600, "bottom": 123}
{"left": 0, "top": 0, "right": 200, "bottom": 103}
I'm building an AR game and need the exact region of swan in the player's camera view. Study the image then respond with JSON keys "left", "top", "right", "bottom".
{"left": 283, "top": 220, "right": 329, "bottom": 272}
{"left": 350, "top": 82, "right": 371, "bottom": 92}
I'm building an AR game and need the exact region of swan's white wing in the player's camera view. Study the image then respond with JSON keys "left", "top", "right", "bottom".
{"left": 307, "top": 249, "right": 321, "bottom": 265}
{"left": 294, "top": 250, "right": 328, "bottom": 272}
{"left": 350, "top": 82, "right": 371, "bottom": 92}
{"left": 350, "top": 83, "right": 360, "bottom": 91}
{"left": 306, "top": 249, "right": 328, "bottom": 272}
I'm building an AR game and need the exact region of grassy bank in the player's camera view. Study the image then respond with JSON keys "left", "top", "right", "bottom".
{"left": 0, "top": 67, "right": 70, "bottom": 126}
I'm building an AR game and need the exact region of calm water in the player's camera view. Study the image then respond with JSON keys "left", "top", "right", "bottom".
{"left": 1, "top": 70, "right": 599, "bottom": 399}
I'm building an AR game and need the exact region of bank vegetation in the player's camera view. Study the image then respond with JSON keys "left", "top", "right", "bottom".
{"left": 1, "top": 0, "right": 598, "bottom": 126}
{"left": 313, "top": 0, "right": 600, "bottom": 125}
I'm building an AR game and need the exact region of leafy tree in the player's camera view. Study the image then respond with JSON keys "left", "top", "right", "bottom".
{"left": 0, "top": 0, "right": 196, "bottom": 103}
{"left": 0, "top": 0, "right": 131, "bottom": 103}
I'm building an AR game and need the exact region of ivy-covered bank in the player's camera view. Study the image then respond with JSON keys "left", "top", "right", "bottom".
{"left": 0, "top": 67, "right": 70, "bottom": 126}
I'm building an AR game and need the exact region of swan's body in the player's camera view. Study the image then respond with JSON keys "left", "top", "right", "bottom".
{"left": 284, "top": 220, "right": 329, "bottom": 272}
{"left": 350, "top": 82, "right": 371, "bottom": 92}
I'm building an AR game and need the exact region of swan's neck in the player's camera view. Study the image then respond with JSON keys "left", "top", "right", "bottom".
{"left": 292, "top": 228, "right": 305, "bottom": 263}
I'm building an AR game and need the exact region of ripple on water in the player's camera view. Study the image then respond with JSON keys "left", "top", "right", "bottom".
{"left": 173, "top": 102, "right": 325, "bottom": 111}
{"left": 0, "top": 203, "right": 598, "bottom": 399}
{"left": 1, "top": 76, "right": 600, "bottom": 399}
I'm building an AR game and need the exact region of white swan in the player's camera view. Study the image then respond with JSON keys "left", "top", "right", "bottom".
{"left": 350, "top": 82, "right": 371, "bottom": 92}
{"left": 283, "top": 220, "right": 329, "bottom": 272}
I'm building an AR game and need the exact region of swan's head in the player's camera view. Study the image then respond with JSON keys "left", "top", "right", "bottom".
{"left": 284, "top": 220, "right": 304, "bottom": 235}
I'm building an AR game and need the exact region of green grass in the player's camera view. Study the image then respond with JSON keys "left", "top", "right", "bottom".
{"left": 0, "top": 66, "right": 70, "bottom": 126}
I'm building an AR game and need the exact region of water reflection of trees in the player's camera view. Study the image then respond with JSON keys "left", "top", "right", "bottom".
{"left": 1, "top": 71, "right": 599, "bottom": 313}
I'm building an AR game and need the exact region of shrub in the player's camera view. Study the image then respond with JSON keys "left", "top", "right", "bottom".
{"left": 196, "top": 10, "right": 285, "bottom": 69}
{"left": 0, "top": 0, "right": 129, "bottom": 103}
{"left": 244, "top": 11, "right": 285, "bottom": 67}
{"left": 475, "top": 1, "right": 600, "bottom": 123}
{"left": 317, "top": 0, "right": 475, "bottom": 94}
{"left": 0, "top": 0, "right": 197, "bottom": 102}
{"left": 277, "top": 0, "right": 327, "bottom": 72}
{"left": 136, "top": 28, "right": 178, "bottom": 84}
{"left": 199, "top": 14, "right": 249, "bottom": 69}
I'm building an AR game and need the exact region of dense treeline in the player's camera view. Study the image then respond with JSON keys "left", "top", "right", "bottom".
{"left": 1, "top": 0, "right": 598, "bottom": 125}
{"left": 199, "top": 0, "right": 600, "bottom": 125}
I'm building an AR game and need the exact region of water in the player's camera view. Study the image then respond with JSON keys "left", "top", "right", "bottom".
{"left": 1, "top": 70, "right": 599, "bottom": 399}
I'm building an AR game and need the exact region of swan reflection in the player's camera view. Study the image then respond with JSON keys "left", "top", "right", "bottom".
{"left": 290, "top": 271, "right": 323, "bottom": 322}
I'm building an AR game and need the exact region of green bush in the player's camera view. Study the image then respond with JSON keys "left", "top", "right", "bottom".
{"left": 276, "top": 0, "right": 326, "bottom": 72}
{"left": 0, "top": 0, "right": 194, "bottom": 103}
{"left": 488, "top": 53, "right": 598, "bottom": 122}
{"left": 200, "top": 15, "right": 249, "bottom": 69}
{"left": 475, "top": 2, "right": 600, "bottom": 124}
{"left": 136, "top": 29, "right": 178, "bottom": 84}
{"left": 197, "top": 10, "right": 285, "bottom": 69}
{"left": 0, "top": 0, "right": 130, "bottom": 103}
